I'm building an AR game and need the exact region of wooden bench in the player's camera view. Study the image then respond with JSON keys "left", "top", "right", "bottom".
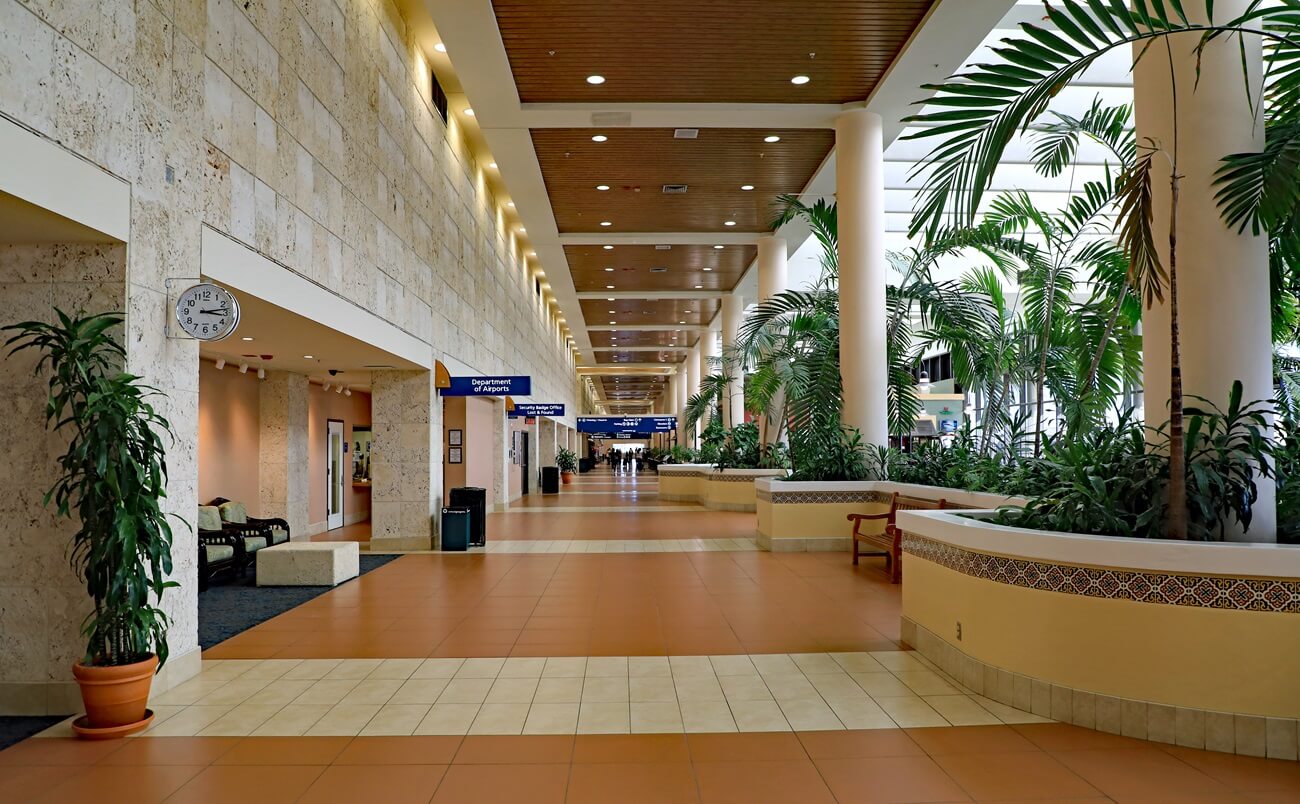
{"left": 848, "top": 492, "right": 949, "bottom": 583}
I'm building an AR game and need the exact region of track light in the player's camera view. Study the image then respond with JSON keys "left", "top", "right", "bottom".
{"left": 238, "top": 363, "right": 249, "bottom": 374}
{"left": 344, "top": 388, "right": 352, "bottom": 397}
{"left": 214, "top": 358, "right": 225, "bottom": 370}
{"left": 335, "top": 385, "right": 343, "bottom": 394}
{"left": 257, "top": 367, "right": 266, "bottom": 380}
{"left": 323, "top": 383, "right": 332, "bottom": 392}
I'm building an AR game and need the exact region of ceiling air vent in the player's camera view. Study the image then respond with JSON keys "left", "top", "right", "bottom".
{"left": 650, "top": 266, "right": 668, "bottom": 273}
{"left": 673, "top": 129, "right": 699, "bottom": 139}
{"left": 662, "top": 184, "right": 688, "bottom": 194}
{"left": 591, "top": 111, "right": 632, "bottom": 127}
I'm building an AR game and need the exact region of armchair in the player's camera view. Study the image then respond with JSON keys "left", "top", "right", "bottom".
{"left": 197, "top": 506, "right": 247, "bottom": 590}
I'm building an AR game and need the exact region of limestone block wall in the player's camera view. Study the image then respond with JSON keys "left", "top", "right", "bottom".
{"left": 0, "top": 0, "right": 580, "bottom": 712}
{"left": 258, "top": 370, "right": 310, "bottom": 536}
{"left": 371, "top": 369, "right": 438, "bottom": 551}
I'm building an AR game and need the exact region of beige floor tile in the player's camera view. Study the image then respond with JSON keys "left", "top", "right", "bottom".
{"left": 244, "top": 678, "right": 316, "bottom": 707}
{"left": 325, "top": 659, "right": 384, "bottom": 680}
{"left": 750, "top": 654, "right": 800, "bottom": 678}
{"left": 305, "top": 703, "right": 382, "bottom": 736}
{"left": 828, "top": 697, "right": 896, "bottom": 730}
{"left": 729, "top": 700, "right": 791, "bottom": 732}
{"left": 523, "top": 702, "right": 581, "bottom": 734}
{"left": 455, "top": 658, "right": 506, "bottom": 679}
{"left": 534, "top": 677, "right": 584, "bottom": 703}
{"left": 790, "top": 653, "right": 842, "bottom": 675}
{"left": 709, "top": 655, "right": 759, "bottom": 677}
{"left": 830, "top": 652, "right": 888, "bottom": 674}
{"left": 390, "top": 677, "right": 451, "bottom": 705}
{"left": 415, "top": 703, "right": 481, "bottom": 735}
{"left": 719, "top": 675, "right": 774, "bottom": 702}
{"left": 282, "top": 659, "right": 345, "bottom": 680}
{"left": 578, "top": 702, "right": 631, "bottom": 734}
{"left": 924, "top": 694, "right": 1002, "bottom": 726}
{"left": 874, "top": 696, "right": 949, "bottom": 727}
{"left": 486, "top": 676, "right": 540, "bottom": 704}
{"left": 542, "top": 657, "right": 587, "bottom": 678}
{"left": 630, "top": 676, "right": 677, "bottom": 703}
{"left": 249, "top": 659, "right": 305, "bottom": 679}
{"left": 582, "top": 676, "right": 630, "bottom": 703}
{"left": 437, "top": 678, "right": 494, "bottom": 704}
{"left": 629, "top": 656, "right": 671, "bottom": 677}
{"left": 630, "top": 702, "right": 684, "bottom": 733}
{"left": 146, "top": 706, "right": 233, "bottom": 736}
{"left": 971, "top": 694, "right": 1052, "bottom": 724}
{"left": 585, "top": 656, "right": 629, "bottom": 677}
{"left": 194, "top": 677, "right": 272, "bottom": 707}
{"left": 777, "top": 697, "right": 843, "bottom": 731}
{"left": 368, "top": 658, "right": 423, "bottom": 680}
{"left": 134, "top": 705, "right": 184, "bottom": 736}
{"left": 358, "top": 703, "right": 431, "bottom": 736}
{"left": 343, "top": 678, "right": 403, "bottom": 706}
{"left": 669, "top": 656, "right": 715, "bottom": 678}
{"left": 149, "top": 678, "right": 232, "bottom": 707}
{"left": 806, "top": 673, "right": 870, "bottom": 702}
{"left": 868, "top": 651, "right": 928, "bottom": 672}
{"left": 294, "top": 678, "right": 362, "bottom": 705}
{"left": 850, "top": 672, "right": 915, "bottom": 697}
{"left": 250, "top": 704, "right": 331, "bottom": 736}
{"left": 412, "top": 658, "right": 465, "bottom": 679}
{"left": 895, "top": 669, "right": 960, "bottom": 696}
{"left": 761, "top": 675, "right": 820, "bottom": 702}
{"left": 499, "top": 657, "right": 546, "bottom": 678}
{"left": 681, "top": 701, "right": 739, "bottom": 733}
{"left": 468, "top": 703, "right": 530, "bottom": 735}
{"left": 197, "top": 703, "right": 283, "bottom": 737}
{"left": 674, "top": 675, "right": 726, "bottom": 703}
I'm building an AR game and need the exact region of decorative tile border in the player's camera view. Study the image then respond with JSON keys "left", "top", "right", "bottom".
{"left": 903, "top": 533, "right": 1300, "bottom": 614}
{"left": 757, "top": 489, "right": 893, "bottom": 505}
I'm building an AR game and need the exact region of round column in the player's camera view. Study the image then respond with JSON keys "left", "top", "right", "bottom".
{"left": 835, "top": 109, "right": 888, "bottom": 445}
{"left": 701, "top": 325, "right": 720, "bottom": 427}
{"left": 721, "top": 294, "right": 745, "bottom": 429}
{"left": 1134, "top": 1, "right": 1274, "bottom": 540}
{"left": 758, "top": 235, "right": 788, "bottom": 302}
{"left": 676, "top": 365, "right": 689, "bottom": 444}
{"left": 687, "top": 344, "right": 702, "bottom": 444}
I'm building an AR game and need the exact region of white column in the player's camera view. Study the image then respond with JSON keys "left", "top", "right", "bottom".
{"left": 721, "top": 293, "right": 745, "bottom": 429}
{"left": 667, "top": 373, "right": 679, "bottom": 446}
{"left": 687, "top": 345, "right": 702, "bottom": 444}
{"left": 676, "top": 366, "right": 688, "bottom": 444}
{"left": 836, "top": 109, "right": 888, "bottom": 445}
{"left": 701, "top": 325, "right": 720, "bottom": 427}
{"left": 1135, "top": 2, "right": 1274, "bottom": 540}
{"left": 757, "top": 235, "right": 789, "bottom": 443}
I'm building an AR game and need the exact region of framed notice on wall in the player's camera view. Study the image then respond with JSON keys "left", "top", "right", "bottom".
{"left": 449, "top": 447, "right": 463, "bottom": 464}
{"left": 449, "top": 429, "right": 463, "bottom": 446}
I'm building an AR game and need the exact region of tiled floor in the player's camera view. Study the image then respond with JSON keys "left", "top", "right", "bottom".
{"left": 8, "top": 467, "right": 1300, "bottom": 801}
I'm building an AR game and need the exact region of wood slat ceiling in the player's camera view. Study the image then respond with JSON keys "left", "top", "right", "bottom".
{"left": 594, "top": 350, "right": 685, "bottom": 366}
{"left": 533, "top": 129, "right": 835, "bottom": 233}
{"left": 491, "top": 0, "right": 936, "bottom": 104}
{"left": 588, "top": 330, "right": 699, "bottom": 348}
{"left": 566, "top": 244, "right": 755, "bottom": 293}
{"left": 598, "top": 374, "right": 666, "bottom": 401}
{"left": 580, "top": 298, "right": 718, "bottom": 328}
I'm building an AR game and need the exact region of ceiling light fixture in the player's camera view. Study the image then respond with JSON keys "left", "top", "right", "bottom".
{"left": 724, "top": 221, "right": 736, "bottom": 227}
{"left": 604, "top": 267, "right": 614, "bottom": 272}
{"left": 303, "top": 355, "right": 314, "bottom": 359}
{"left": 434, "top": 42, "right": 447, "bottom": 53}
{"left": 607, "top": 297, "right": 615, "bottom": 301}
{"left": 591, "top": 134, "right": 607, "bottom": 142}
{"left": 214, "top": 359, "right": 226, "bottom": 370}
{"left": 694, "top": 284, "right": 704, "bottom": 289}
{"left": 600, "top": 221, "right": 612, "bottom": 227}
{"left": 238, "top": 363, "right": 249, "bottom": 374}
{"left": 257, "top": 367, "right": 266, "bottom": 380}
{"left": 764, "top": 135, "right": 780, "bottom": 143}
{"left": 609, "top": 320, "right": 616, "bottom": 324}
{"left": 740, "top": 184, "right": 754, "bottom": 191}
{"left": 703, "top": 267, "right": 713, "bottom": 272}
{"left": 596, "top": 184, "right": 610, "bottom": 191}
{"left": 586, "top": 74, "right": 606, "bottom": 85}
{"left": 489, "top": 162, "right": 497, "bottom": 169}
{"left": 603, "top": 245, "right": 613, "bottom": 250}
{"left": 324, "top": 383, "right": 332, "bottom": 392}
{"left": 791, "top": 75, "right": 810, "bottom": 85}
{"left": 713, "top": 245, "right": 724, "bottom": 250}
{"left": 465, "top": 108, "right": 475, "bottom": 117}
{"left": 344, "top": 388, "right": 351, "bottom": 397}
{"left": 606, "top": 285, "right": 615, "bottom": 289}
{"left": 242, "top": 336, "right": 254, "bottom": 341}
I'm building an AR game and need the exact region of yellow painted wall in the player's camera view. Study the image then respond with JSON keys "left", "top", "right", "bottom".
{"left": 659, "top": 472, "right": 703, "bottom": 501}
{"left": 903, "top": 556, "right": 1300, "bottom": 717}
{"left": 704, "top": 478, "right": 761, "bottom": 510}
{"left": 758, "top": 499, "right": 889, "bottom": 541}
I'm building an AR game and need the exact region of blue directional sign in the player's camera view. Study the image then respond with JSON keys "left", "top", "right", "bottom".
{"left": 577, "top": 416, "right": 676, "bottom": 434}
{"left": 509, "top": 403, "right": 565, "bottom": 418}
{"left": 443, "top": 375, "right": 531, "bottom": 396}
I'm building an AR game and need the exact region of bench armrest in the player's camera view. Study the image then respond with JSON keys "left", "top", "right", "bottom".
{"left": 846, "top": 512, "right": 890, "bottom": 523}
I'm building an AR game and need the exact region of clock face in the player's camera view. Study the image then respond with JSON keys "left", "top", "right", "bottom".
{"left": 175, "top": 283, "right": 240, "bottom": 341}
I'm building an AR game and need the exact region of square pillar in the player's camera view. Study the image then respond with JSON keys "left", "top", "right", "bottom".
{"left": 259, "top": 371, "right": 310, "bottom": 536}
{"left": 492, "top": 397, "right": 510, "bottom": 509}
{"left": 370, "top": 370, "right": 438, "bottom": 550}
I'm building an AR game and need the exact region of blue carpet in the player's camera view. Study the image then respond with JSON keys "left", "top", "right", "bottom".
{"left": 0, "top": 716, "right": 64, "bottom": 751}
{"left": 198, "top": 554, "right": 400, "bottom": 650}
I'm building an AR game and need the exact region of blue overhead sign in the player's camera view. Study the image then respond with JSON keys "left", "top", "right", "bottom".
{"left": 578, "top": 416, "right": 676, "bottom": 434}
{"left": 509, "top": 403, "right": 565, "bottom": 418}
{"left": 443, "top": 375, "right": 531, "bottom": 396}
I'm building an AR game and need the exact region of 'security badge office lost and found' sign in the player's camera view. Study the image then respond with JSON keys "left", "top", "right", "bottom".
{"left": 509, "top": 403, "right": 565, "bottom": 417}
{"left": 443, "top": 376, "right": 531, "bottom": 396}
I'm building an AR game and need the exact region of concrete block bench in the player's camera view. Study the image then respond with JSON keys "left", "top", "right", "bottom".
{"left": 256, "top": 542, "right": 359, "bottom": 586}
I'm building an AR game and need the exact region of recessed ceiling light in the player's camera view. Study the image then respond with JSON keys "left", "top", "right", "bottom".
{"left": 694, "top": 284, "right": 704, "bottom": 289}
{"left": 791, "top": 75, "right": 810, "bottom": 85}
{"left": 434, "top": 42, "right": 447, "bottom": 53}
{"left": 600, "top": 221, "right": 612, "bottom": 226}
{"left": 724, "top": 221, "right": 737, "bottom": 227}
{"left": 608, "top": 310, "right": 616, "bottom": 313}
{"left": 609, "top": 320, "right": 616, "bottom": 324}
{"left": 465, "top": 108, "right": 475, "bottom": 117}
{"left": 303, "top": 354, "right": 314, "bottom": 359}
{"left": 607, "top": 297, "right": 615, "bottom": 301}
{"left": 713, "top": 245, "right": 724, "bottom": 250}
{"left": 741, "top": 184, "right": 754, "bottom": 191}
{"left": 596, "top": 184, "right": 610, "bottom": 191}
{"left": 507, "top": 201, "right": 515, "bottom": 207}
{"left": 764, "top": 135, "right": 780, "bottom": 143}
{"left": 604, "top": 267, "right": 614, "bottom": 272}
{"left": 678, "top": 321, "right": 686, "bottom": 325}
{"left": 703, "top": 267, "right": 713, "bottom": 272}
{"left": 592, "top": 134, "right": 608, "bottom": 142}
{"left": 489, "top": 162, "right": 497, "bottom": 169}
{"left": 606, "top": 285, "right": 615, "bottom": 289}
{"left": 242, "top": 336, "right": 254, "bottom": 341}
{"left": 603, "top": 245, "right": 614, "bottom": 250}
{"left": 518, "top": 227, "right": 526, "bottom": 233}
{"left": 587, "top": 74, "right": 606, "bottom": 85}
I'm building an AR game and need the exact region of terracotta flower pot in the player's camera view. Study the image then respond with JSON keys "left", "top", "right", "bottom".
{"left": 561, "top": 471, "right": 574, "bottom": 485}
{"left": 72, "top": 654, "right": 157, "bottom": 731}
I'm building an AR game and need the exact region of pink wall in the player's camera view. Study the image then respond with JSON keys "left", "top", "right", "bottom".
{"left": 198, "top": 360, "right": 262, "bottom": 516}
{"left": 307, "top": 385, "right": 372, "bottom": 528}
{"left": 443, "top": 396, "right": 498, "bottom": 501}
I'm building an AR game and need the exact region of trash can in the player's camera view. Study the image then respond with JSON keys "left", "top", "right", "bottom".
{"left": 449, "top": 486, "right": 487, "bottom": 546}
{"left": 440, "top": 507, "right": 471, "bottom": 551}
{"left": 541, "top": 466, "right": 560, "bottom": 494}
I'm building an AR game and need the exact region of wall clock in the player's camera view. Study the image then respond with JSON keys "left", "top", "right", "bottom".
{"left": 174, "top": 282, "right": 240, "bottom": 341}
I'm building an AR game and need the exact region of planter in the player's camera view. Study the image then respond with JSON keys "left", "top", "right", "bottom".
{"left": 898, "top": 509, "right": 1300, "bottom": 758}
{"left": 71, "top": 653, "right": 158, "bottom": 737}
{"left": 560, "top": 471, "right": 574, "bottom": 485}
{"left": 658, "top": 465, "right": 787, "bottom": 511}
{"left": 754, "top": 478, "right": 1022, "bottom": 552}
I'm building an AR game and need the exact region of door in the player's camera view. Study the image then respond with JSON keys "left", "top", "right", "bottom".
{"left": 327, "top": 419, "right": 345, "bottom": 530}
{"left": 520, "top": 431, "right": 530, "bottom": 495}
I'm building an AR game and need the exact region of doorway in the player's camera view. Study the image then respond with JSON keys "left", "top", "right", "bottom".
{"left": 327, "top": 419, "right": 345, "bottom": 530}
{"left": 520, "top": 431, "right": 530, "bottom": 495}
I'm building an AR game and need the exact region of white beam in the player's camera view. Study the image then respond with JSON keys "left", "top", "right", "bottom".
{"left": 559, "top": 232, "right": 758, "bottom": 247}
{"left": 587, "top": 324, "right": 707, "bottom": 332}
{"left": 519, "top": 103, "right": 842, "bottom": 130}
{"left": 590, "top": 346, "right": 688, "bottom": 352}
{"left": 576, "top": 291, "right": 725, "bottom": 300}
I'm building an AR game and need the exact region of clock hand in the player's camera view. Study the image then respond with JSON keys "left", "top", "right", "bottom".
{"left": 199, "top": 308, "right": 230, "bottom": 316}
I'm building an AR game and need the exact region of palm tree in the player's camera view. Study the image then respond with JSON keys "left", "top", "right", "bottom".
{"left": 902, "top": 0, "right": 1300, "bottom": 539}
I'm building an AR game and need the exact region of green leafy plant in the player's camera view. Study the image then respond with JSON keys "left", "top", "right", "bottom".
{"left": 555, "top": 447, "right": 578, "bottom": 474}
{"left": 668, "top": 444, "right": 696, "bottom": 464}
{"left": 5, "top": 310, "right": 179, "bottom": 668}
{"left": 787, "top": 424, "right": 871, "bottom": 482}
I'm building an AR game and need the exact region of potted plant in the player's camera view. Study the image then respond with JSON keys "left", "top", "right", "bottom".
{"left": 556, "top": 447, "right": 578, "bottom": 484}
{"left": 5, "top": 310, "right": 180, "bottom": 738}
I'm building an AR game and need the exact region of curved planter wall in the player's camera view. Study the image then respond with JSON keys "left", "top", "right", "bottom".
{"left": 658, "top": 465, "right": 787, "bottom": 511}
{"left": 899, "top": 509, "right": 1300, "bottom": 759}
